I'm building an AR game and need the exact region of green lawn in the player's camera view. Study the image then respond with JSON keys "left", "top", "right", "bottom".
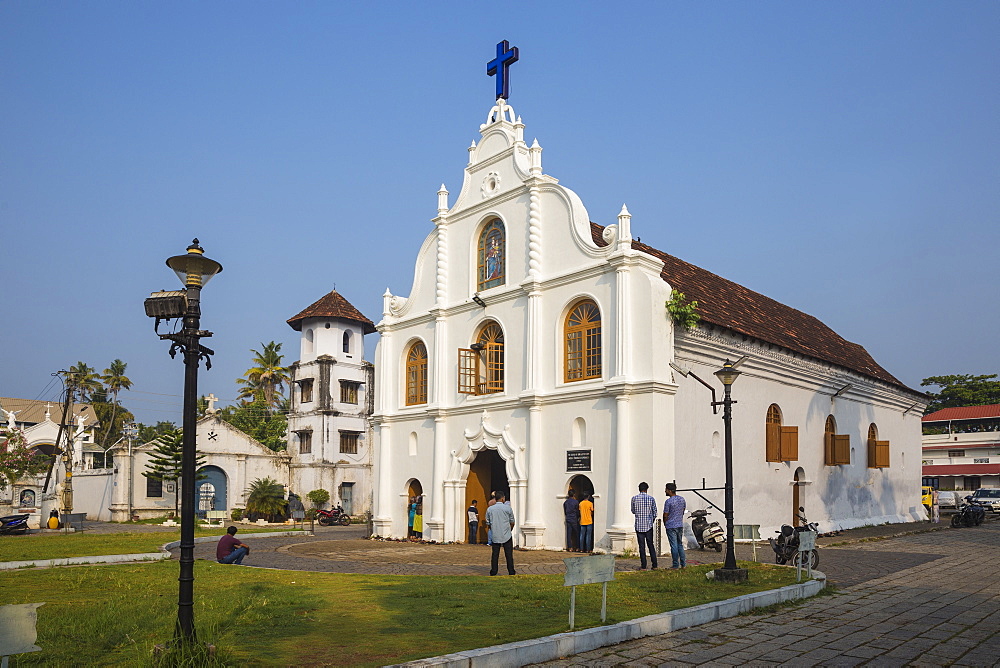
{"left": 1, "top": 560, "right": 802, "bottom": 666}
{"left": 0, "top": 528, "right": 304, "bottom": 562}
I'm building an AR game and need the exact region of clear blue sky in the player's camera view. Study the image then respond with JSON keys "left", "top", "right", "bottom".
{"left": 2, "top": 2, "right": 997, "bottom": 425}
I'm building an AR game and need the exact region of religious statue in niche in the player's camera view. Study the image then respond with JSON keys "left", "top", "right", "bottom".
{"left": 19, "top": 489, "right": 36, "bottom": 508}
{"left": 478, "top": 220, "right": 505, "bottom": 291}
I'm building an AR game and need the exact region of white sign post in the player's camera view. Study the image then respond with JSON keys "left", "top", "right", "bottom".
{"left": 563, "top": 555, "right": 615, "bottom": 630}
{"left": 0, "top": 603, "right": 45, "bottom": 668}
{"left": 796, "top": 530, "right": 817, "bottom": 582}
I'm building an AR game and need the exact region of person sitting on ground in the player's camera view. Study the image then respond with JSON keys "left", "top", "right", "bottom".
{"left": 217, "top": 526, "right": 250, "bottom": 565}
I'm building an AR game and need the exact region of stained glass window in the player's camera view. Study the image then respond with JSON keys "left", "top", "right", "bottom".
{"left": 477, "top": 219, "right": 505, "bottom": 291}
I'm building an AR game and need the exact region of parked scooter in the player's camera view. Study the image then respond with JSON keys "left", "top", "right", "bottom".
{"left": 690, "top": 509, "right": 725, "bottom": 552}
{"left": 951, "top": 496, "right": 986, "bottom": 528}
{"left": 0, "top": 514, "right": 30, "bottom": 536}
{"left": 768, "top": 507, "right": 820, "bottom": 569}
{"left": 316, "top": 504, "right": 351, "bottom": 527}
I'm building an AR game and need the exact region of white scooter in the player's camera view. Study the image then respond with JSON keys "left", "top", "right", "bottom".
{"left": 690, "top": 509, "right": 725, "bottom": 552}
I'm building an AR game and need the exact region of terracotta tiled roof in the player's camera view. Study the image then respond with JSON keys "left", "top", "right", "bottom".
{"left": 923, "top": 404, "right": 1000, "bottom": 422}
{"left": 922, "top": 463, "right": 1000, "bottom": 476}
{"left": 287, "top": 290, "right": 375, "bottom": 334}
{"left": 0, "top": 396, "right": 96, "bottom": 426}
{"left": 589, "top": 223, "right": 914, "bottom": 392}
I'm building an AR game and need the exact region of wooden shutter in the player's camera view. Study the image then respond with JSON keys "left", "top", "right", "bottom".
{"left": 457, "top": 349, "right": 478, "bottom": 394}
{"left": 834, "top": 435, "right": 851, "bottom": 465}
{"left": 765, "top": 423, "right": 781, "bottom": 462}
{"left": 867, "top": 438, "right": 877, "bottom": 468}
{"left": 824, "top": 432, "right": 834, "bottom": 466}
{"left": 875, "top": 440, "right": 890, "bottom": 468}
{"left": 780, "top": 426, "right": 798, "bottom": 461}
{"left": 483, "top": 342, "right": 504, "bottom": 394}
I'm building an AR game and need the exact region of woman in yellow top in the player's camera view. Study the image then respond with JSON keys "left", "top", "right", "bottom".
{"left": 578, "top": 493, "right": 594, "bottom": 553}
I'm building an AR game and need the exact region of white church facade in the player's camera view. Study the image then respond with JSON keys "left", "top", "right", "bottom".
{"left": 372, "top": 97, "right": 926, "bottom": 552}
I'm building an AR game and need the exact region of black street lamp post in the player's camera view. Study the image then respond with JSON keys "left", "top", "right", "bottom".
{"left": 712, "top": 359, "right": 748, "bottom": 583}
{"left": 144, "top": 239, "right": 222, "bottom": 642}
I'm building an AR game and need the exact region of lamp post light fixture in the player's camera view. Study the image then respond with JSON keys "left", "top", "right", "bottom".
{"left": 712, "top": 359, "right": 748, "bottom": 583}
{"left": 145, "top": 239, "right": 222, "bottom": 643}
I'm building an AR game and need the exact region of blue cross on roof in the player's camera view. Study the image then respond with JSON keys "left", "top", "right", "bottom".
{"left": 487, "top": 40, "right": 519, "bottom": 100}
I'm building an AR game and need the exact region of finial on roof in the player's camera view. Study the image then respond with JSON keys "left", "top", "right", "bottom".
{"left": 438, "top": 184, "right": 450, "bottom": 215}
{"left": 529, "top": 138, "right": 543, "bottom": 176}
{"left": 617, "top": 203, "right": 632, "bottom": 247}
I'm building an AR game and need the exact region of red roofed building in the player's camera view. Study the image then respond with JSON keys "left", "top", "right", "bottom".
{"left": 285, "top": 289, "right": 375, "bottom": 516}
{"left": 922, "top": 404, "right": 1000, "bottom": 492}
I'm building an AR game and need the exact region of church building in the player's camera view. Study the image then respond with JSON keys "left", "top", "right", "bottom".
{"left": 372, "top": 50, "right": 925, "bottom": 552}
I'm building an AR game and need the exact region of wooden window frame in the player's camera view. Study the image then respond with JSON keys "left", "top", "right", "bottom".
{"left": 457, "top": 322, "right": 504, "bottom": 395}
{"left": 867, "top": 423, "right": 890, "bottom": 468}
{"left": 299, "top": 379, "right": 314, "bottom": 404}
{"left": 340, "top": 380, "right": 360, "bottom": 405}
{"left": 765, "top": 404, "right": 798, "bottom": 462}
{"left": 297, "top": 430, "right": 312, "bottom": 455}
{"left": 476, "top": 219, "right": 506, "bottom": 292}
{"left": 339, "top": 431, "right": 360, "bottom": 454}
{"left": 405, "top": 342, "right": 429, "bottom": 406}
{"left": 824, "top": 416, "right": 852, "bottom": 466}
{"left": 564, "top": 300, "right": 602, "bottom": 383}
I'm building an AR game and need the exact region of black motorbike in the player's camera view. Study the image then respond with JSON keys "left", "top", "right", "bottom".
{"left": 316, "top": 504, "right": 351, "bottom": 527}
{"left": 951, "top": 496, "right": 986, "bottom": 528}
{"left": 0, "top": 514, "right": 30, "bottom": 535}
{"left": 690, "top": 509, "right": 725, "bottom": 552}
{"left": 768, "top": 507, "right": 820, "bottom": 569}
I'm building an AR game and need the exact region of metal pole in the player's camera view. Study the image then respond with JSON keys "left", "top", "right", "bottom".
{"left": 569, "top": 585, "right": 576, "bottom": 630}
{"left": 722, "top": 383, "right": 738, "bottom": 571}
{"left": 176, "top": 282, "right": 202, "bottom": 643}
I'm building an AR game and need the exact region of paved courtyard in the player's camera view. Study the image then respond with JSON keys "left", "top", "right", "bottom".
{"left": 535, "top": 519, "right": 1000, "bottom": 667}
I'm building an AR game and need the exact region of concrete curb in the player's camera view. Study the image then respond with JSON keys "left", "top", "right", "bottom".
{"left": 0, "top": 552, "right": 169, "bottom": 570}
{"left": 0, "top": 530, "right": 307, "bottom": 571}
{"left": 391, "top": 572, "right": 827, "bottom": 667}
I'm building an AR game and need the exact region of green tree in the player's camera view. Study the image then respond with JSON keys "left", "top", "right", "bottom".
{"left": 142, "top": 429, "right": 206, "bottom": 516}
{"left": 306, "top": 488, "right": 330, "bottom": 509}
{"left": 91, "top": 401, "right": 136, "bottom": 457}
{"left": 236, "top": 342, "right": 290, "bottom": 411}
{"left": 98, "top": 359, "right": 133, "bottom": 448}
{"left": 137, "top": 421, "right": 178, "bottom": 443}
{"left": 0, "top": 427, "right": 49, "bottom": 490}
{"left": 921, "top": 374, "right": 1000, "bottom": 414}
{"left": 245, "top": 477, "right": 287, "bottom": 522}
{"left": 66, "top": 362, "right": 102, "bottom": 402}
{"left": 218, "top": 399, "right": 287, "bottom": 451}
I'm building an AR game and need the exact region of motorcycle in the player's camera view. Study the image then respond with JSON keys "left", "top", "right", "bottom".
{"left": 316, "top": 504, "right": 351, "bottom": 527}
{"left": 0, "top": 514, "right": 30, "bottom": 536}
{"left": 768, "top": 507, "right": 820, "bottom": 569}
{"left": 951, "top": 496, "right": 986, "bottom": 528}
{"left": 690, "top": 509, "right": 725, "bottom": 552}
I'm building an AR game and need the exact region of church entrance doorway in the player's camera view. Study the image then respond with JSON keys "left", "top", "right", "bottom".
{"left": 406, "top": 479, "right": 423, "bottom": 538}
{"left": 196, "top": 465, "right": 227, "bottom": 517}
{"left": 568, "top": 474, "right": 594, "bottom": 500}
{"left": 465, "top": 449, "right": 509, "bottom": 543}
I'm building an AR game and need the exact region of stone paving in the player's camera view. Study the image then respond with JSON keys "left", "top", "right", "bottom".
{"left": 533, "top": 518, "right": 1000, "bottom": 667}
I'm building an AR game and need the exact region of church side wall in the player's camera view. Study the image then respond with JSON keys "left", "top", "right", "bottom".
{"left": 674, "top": 330, "right": 925, "bottom": 535}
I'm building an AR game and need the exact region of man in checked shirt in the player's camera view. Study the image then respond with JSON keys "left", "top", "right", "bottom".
{"left": 630, "top": 482, "right": 658, "bottom": 570}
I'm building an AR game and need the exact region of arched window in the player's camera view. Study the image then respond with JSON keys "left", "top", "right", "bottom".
{"left": 868, "top": 423, "right": 890, "bottom": 468}
{"left": 825, "top": 416, "right": 850, "bottom": 466}
{"left": 765, "top": 404, "right": 798, "bottom": 462}
{"left": 343, "top": 330, "right": 352, "bottom": 354}
{"left": 564, "top": 300, "right": 602, "bottom": 382}
{"left": 458, "top": 321, "right": 504, "bottom": 395}
{"left": 477, "top": 219, "right": 505, "bottom": 291}
{"left": 405, "top": 341, "right": 428, "bottom": 406}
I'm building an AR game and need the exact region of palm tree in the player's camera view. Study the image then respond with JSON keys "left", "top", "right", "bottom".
{"left": 236, "top": 342, "right": 290, "bottom": 411}
{"left": 244, "top": 477, "right": 287, "bottom": 522}
{"left": 100, "top": 359, "right": 133, "bottom": 447}
{"left": 66, "top": 362, "right": 101, "bottom": 403}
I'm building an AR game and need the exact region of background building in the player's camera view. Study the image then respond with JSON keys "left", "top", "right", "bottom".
{"left": 922, "top": 404, "right": 1000, "bottom": 492}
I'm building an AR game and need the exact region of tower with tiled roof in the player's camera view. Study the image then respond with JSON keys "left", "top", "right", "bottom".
{"left": 286, "top": 289, "right": 374, "bottom": 516}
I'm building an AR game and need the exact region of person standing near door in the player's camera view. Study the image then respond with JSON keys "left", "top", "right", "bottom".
{"left": 579, "top": 492, "right": 594, "bottom": 553}
{"left": 467, "top": 499, "right": 480, "bottom": 544}
{"left": 563, "top": 489, "right": 580, "bottom": 552}
{"left": 486, "top": 490, "right": 516, "bottom": 576}
{"left": 631, "top": 482, "right": 658, "bottom": 570}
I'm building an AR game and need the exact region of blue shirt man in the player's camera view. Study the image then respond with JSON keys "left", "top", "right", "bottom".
{"left": 630, "top": 482, "right": 658, "bottom": 569}
{"left": 663, "top": 482, "right": 687, "bottom": 568}
{"left": 486, "top": 492, "right": 516, "bottom": 575}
